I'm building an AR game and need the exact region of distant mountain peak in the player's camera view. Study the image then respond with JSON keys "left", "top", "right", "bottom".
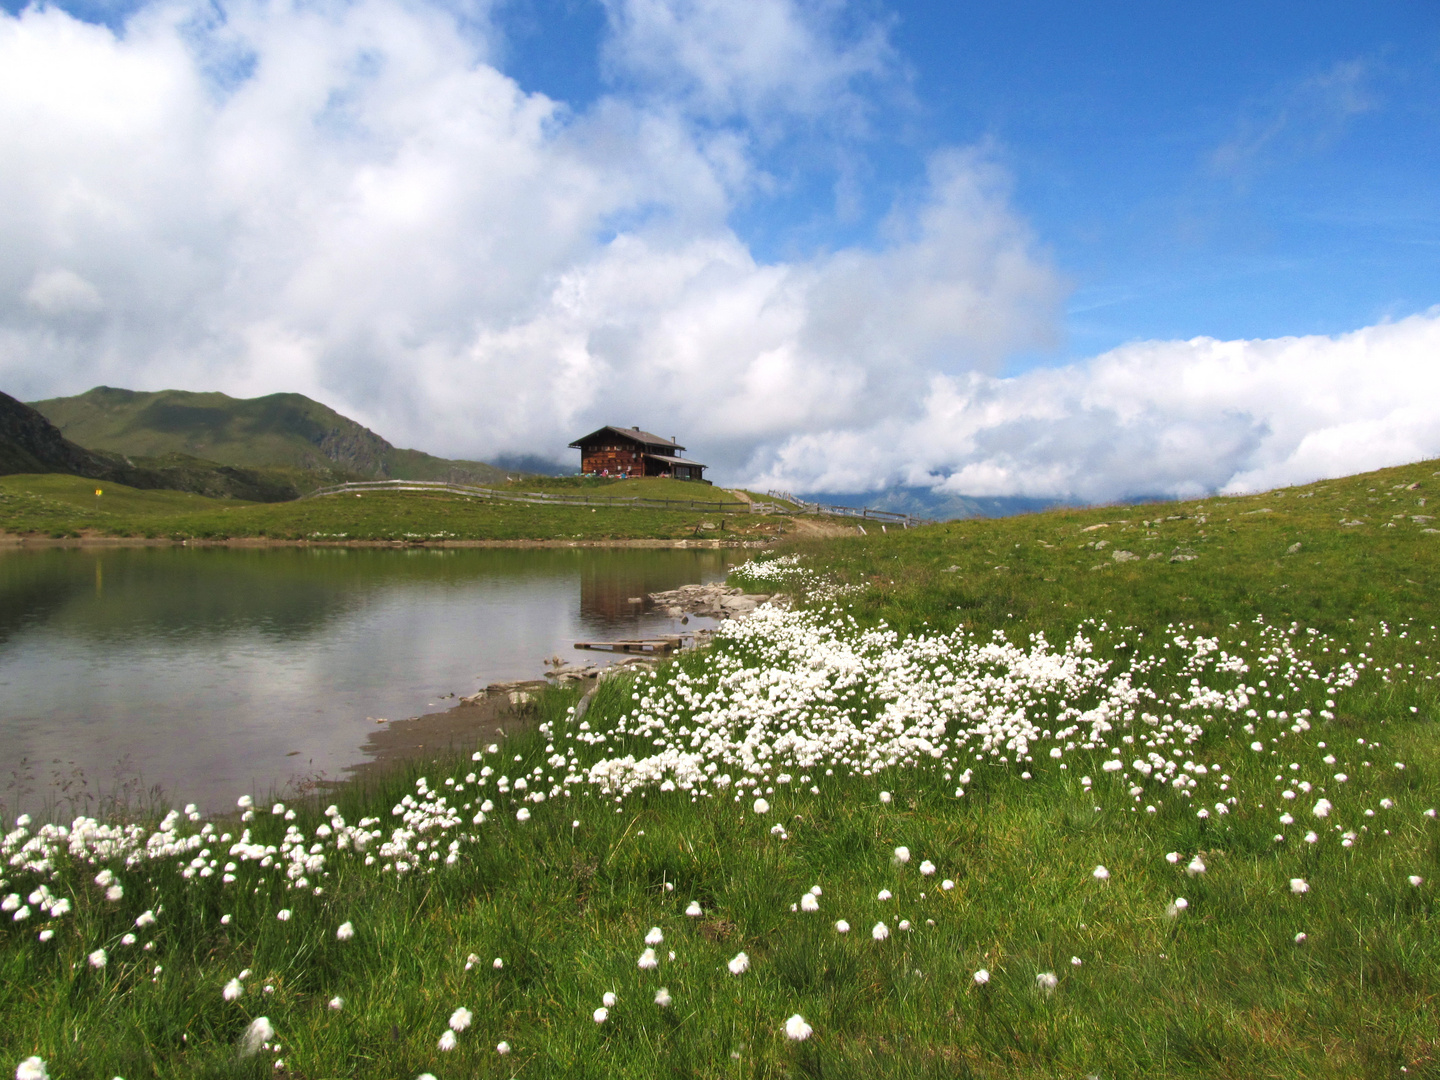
{"left": 29, "top": 386, "right": 506, "bottom": 485}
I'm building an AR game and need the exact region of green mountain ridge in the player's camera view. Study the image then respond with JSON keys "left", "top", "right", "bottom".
{"left": 0, "top": 389, "right": 308, "bottom": 501}
{"left": 30, "top": 386, "right": 509, "bottom": 486}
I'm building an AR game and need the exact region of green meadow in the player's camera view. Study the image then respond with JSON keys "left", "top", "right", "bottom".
{"left": 4, "top": 458, "right": 1439, "bottom": 1079}
{"left": 0, "top": 474, "right": 779, "bottom": 543}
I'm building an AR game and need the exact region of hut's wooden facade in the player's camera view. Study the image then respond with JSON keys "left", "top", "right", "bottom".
{"left": 568, "top": 426, "right": 708, "bottom": 481}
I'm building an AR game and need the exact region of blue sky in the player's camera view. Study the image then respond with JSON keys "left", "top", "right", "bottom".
{"left": 1, "top": 0, "right": 1437, "bottom": 499}
{"left": 498, "top": 0, "right": 1440, "bottom": 362}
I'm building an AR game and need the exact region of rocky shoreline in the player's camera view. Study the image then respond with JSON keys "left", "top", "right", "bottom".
{"left": 645, "top": 581, "right": 790, "bottom": 619}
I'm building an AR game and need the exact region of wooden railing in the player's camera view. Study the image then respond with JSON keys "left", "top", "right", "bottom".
{"left": 767, "top": 490, "right": 924, "bottom": 528}
{"left": 301, "top": 479, "right": 747, "bottom": 512}
{"left": 301, "top": 479, "right": 928, "bottom": 527}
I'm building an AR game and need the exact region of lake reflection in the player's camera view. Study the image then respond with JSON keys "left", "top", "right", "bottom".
{"left": 0, "top": 545, "right": 741, "bottom": 816}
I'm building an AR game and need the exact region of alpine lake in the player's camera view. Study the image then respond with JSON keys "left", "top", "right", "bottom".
{"left": 0, "top": 545, "right": 743, "bottom": 819}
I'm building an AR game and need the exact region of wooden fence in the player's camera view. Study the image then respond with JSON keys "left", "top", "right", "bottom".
{"left": 301, "top": 479, "right": 926, "bottom": 527}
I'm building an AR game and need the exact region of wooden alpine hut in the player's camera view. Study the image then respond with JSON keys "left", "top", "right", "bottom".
{"left": 569, "top": 426, "right": 708, "bottom": 482}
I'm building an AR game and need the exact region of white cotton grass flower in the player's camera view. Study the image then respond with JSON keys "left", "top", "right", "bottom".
{"left": 516, "top": 807, "right": 531, "bottom": 822}
{"left": 871, "top": 921, "right": 889, "bottom": 941}
{"left": 637, "top": 948, "right": 658, "bottom": 970}
{"left": 1186, "top": 857, "right": 1206, "bottom": 876}
{"left": 1165, "top": 852, "right": 1180, "bottom": 864}
{"left": 493, "top": 956, "right": 504, "bottom": 970}
{"left": 800, "top": 893, "right": 819, "bottom": 912}
{"left": 645, "top": 926, "right": 664, "bottom": 945}
{"left": 592, "top": 1007, "right": 608, "bottom": 1024}
{"left": 135, "top": 910, "right": 157, "bottom": 928}
{"left": 1092, "top": 865, "right": 1110, "bottom": 882}
{"left": 1409, "top": 875, "right": 1424, "bottom": 887}
{"left": 437, "top": 1031, "right": 457, "bottom": 1052}
{"left": 727, "top": 952, "right": 750, "bottom": 975}
{"left": 276, "top": 909, "right": 292, "bottom": 922}
{"left": 1304, "top": 831, "right": 1319, "bottom": 844}
{"left": 1071, "top": 956, "right": 1082, "bottom": 966}
{"left": 1290, "top": 878, "right": 1310, "bottom": 894}
{"left": 919, "top": 860, "right": 936, "bottom": 876}
{"left": 941, "top": 879, "right": 955, "bottom": 891}
{"left": 88, "top": 948, "right": 107, "bottom": 969}
{"left": 654, "top": 987, "right": 672, "bottom": 1007}
{"left": 336, "top": 921, "right": 355, "bottom": 941}
{"left": 973, "top": 969, "right": 990, "bottom": 986}
{"left": 879, "top": 791, "right": 892, "bottom": 804}
{"left": 685, "top": 901, "right": 703, "bottom": 917}
{"left": 1313, "top": 798, "right": 1333, "bottom": 818}
{"left": 877, "top": 889, "right": 892, "bottom": 901}
{"left": 602, "top": 991, "right": 617, "bottom": 1007}
{"left": 16, "top": 1056, "right": 49, "bottom": 1080}
{"left": 1035, "top": 972, "right": 1058, "bottom": 995}
{"left": 497, "top": 1041, "right": 511, "bottom": 1055}
{"left": 329, "top": 997, "right": 344, "bottom": 1010}
{"left": 449, "top": 1007, "right": 473, "bottom": 1032}
{"left": 752, "top": 797, "right": 770, "bottom": 814}
{"left": 105, "top": 885, "right": 124, "bottom": 902}
{"left": 835, "top": 920, "right": 850, "bottom": 933}
{"left": 785, "top": 1014, "right": 813, "bottom": 1041}
{"left": 223, "top": 978, "right": 244, "bottom": 1001}
{"left": 893, "top": 846, "right": 911, "bottom": 864}
{"left": 240, "top": 1017, "right": 274, "bottom": 1057}
{"left": 1166, "top": 898, "right": 1189, "bottom": 919}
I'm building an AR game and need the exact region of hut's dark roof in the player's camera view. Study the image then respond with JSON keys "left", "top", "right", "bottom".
{"left": 569, "top": 426, "right": 684, "bottom": 451}
{"left": 642, "top": 452, "right": 706, "bottom": 468}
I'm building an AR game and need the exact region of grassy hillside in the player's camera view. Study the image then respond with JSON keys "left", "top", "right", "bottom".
{"left": 0, "top": 474, "right": 783, "bottom": 542}
{"left": 4, "top": 458, "right": 1439, "bottom": 1078}
{"left": 31, "top": 387, "right": 509, "bottom": 485}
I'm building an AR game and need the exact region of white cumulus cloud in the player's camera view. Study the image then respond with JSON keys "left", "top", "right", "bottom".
{"left": 0, "top": 0, "right": 1061, "bottom": 476}
{"left": 751, "top": 309, "right": 1440, "bottom": 501}
{"left": 0, "top": 0, "right": 1430, "bottom": 506}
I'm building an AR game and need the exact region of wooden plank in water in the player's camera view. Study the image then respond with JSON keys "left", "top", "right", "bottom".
{"left": 574, "top": 637, "right": 685, "bottom": 654}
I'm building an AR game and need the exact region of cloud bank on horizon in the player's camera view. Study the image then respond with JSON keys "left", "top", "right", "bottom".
{"left": 0, "top": 0, "right": 1435, "bottom": 504}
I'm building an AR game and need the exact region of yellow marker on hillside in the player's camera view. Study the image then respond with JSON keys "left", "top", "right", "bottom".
{"left": 95, "top": 489, "right": 103, "bottom": 497}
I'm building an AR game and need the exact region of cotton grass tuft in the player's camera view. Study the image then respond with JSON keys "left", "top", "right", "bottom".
{"left": 785, "top": 1014, "right": 813, "bottom": 1041}
{"left": 240, "top": 1017, "right": 274, "bottom": 1057}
